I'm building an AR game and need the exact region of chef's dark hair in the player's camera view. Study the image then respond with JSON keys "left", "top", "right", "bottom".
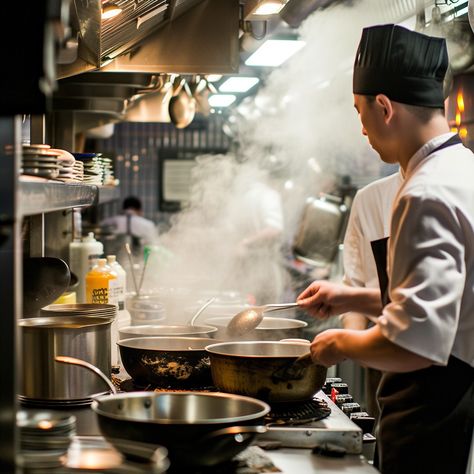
{"left": 122, "top": 196, "right": 142, "bottom": 211}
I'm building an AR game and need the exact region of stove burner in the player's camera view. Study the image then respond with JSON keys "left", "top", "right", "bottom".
{"left": 118, "top": 378, "right": 217, "bottom": 393}
{"left": 266, "top": 397, "right": 331, "bottom": 425}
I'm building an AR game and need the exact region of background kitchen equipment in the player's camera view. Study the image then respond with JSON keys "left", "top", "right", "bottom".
{"left": 23, "top": 257, "right": 71, "bottom": 316}
{"left": 125, "top": 294, "right": 166, "bottom": 326}
{"left": 168, "top": 77, "right": 196, "bottom": 129}
{"left": 206, "top": 341, "right": 327, "bottom": 403}
{"left": 204, "top": 316, "right": 307, "bottom": 341}
{"left": 293, "top": 193, "right": 349, "bottom": 267}
{"left": 117, "top": 337, "right": 215, "bottom": 388}
{"left": 19, "top": 315, "right": 113, "bottom": 403}
{"left": 226, "top": 302, "right": 299, "bottom": 336}
{"left": 118, "top": 324, "right": 218, "bottom": 340}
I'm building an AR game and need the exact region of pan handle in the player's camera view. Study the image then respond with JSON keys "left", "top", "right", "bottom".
{"left": 202, "top": 425, "right": 267, "bottom": 443}
{"left": 55, "top": 355, "right": 118, "bottom": 395}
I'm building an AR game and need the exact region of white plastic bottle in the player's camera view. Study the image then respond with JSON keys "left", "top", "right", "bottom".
{"left": 107, "top": 255, "right": 130, "bottom": 366}
{"left": 69, "top": 232, "right": 104, "bottom": 303}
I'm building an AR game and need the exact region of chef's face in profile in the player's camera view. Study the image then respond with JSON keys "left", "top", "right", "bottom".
{"left": 354, "top": 93, "right": 398, "bottom": 165}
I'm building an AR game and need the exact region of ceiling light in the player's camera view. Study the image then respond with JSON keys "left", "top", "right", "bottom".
{"left": 219, "top": 77, "right": 260, "bottom": 93}
{"left": 208, "top": 94, "right": 237, "bottom": 107}
{"left": 206, "top": 75, "right": 223, "bottom": 82}
{"left": 245, "top": 39, "right": 306, "bottom": 67}
{"left": 254, "top": 1, "right": 286, "bottom": 15}
{"left": 102, "top": 4, "right": 122, "bottom": 20}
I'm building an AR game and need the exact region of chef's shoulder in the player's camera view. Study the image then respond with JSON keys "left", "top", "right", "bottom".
{"left": 354, "top": 171, "right": 402, "bottom": 204}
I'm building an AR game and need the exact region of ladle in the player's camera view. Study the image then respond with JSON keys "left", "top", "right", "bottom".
{"left": 226, "top": 302, "right": 299, "bottom": 336}
{"left": 189, "top": 297, "right": 216, "bottom": 326}
{"left": 55, "top": 355, "right": 117, "bottom": 394}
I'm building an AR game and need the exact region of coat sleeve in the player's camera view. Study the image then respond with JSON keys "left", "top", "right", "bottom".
{"left": 378, "top": 192, "right": 466, "bottom": 365}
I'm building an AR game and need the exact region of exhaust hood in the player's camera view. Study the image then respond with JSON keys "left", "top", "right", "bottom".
{"left": 59, "top": 0, "right": 240, "bottom": 78}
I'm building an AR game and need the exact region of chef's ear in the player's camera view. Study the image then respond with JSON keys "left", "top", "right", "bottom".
{"left": 375, "top": 94, "right": 393, "bottom": 124}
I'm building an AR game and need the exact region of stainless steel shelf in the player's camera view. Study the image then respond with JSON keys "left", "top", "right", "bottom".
{"left": 19, "top": 181, "right": 98, "bottom": 216}
{"left": 97, "top": 185, "right": 121, "bottom": 204}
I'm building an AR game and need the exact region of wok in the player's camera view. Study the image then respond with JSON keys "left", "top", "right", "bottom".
{"left": 92, "top": 391, "right": 269, "bottom": 468}
{"left": 206, "top": 341, "right": 327, "bottom": 403}
{"left": 119, "top": 324, "right": 217, "bottom": 340}
{"left": 118, "top": 337, "right": 215, "bottom": 388}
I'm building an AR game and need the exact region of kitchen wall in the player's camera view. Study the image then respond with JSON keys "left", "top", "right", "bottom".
{"left": 91, "top": 113, "right": 231, "bottom": 225}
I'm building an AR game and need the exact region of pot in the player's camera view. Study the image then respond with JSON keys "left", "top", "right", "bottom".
{"left": 20, "top": 316, "right": 112, "bottom": 401}
{"left": 118, "top": 337, "right": 215, "bottom": 388}
{"left": 92, "top": 392, "right": 269, "bottom": 467}
{"left": 204, "top": 316, "right": 307, "bottom": 341}
{"left": 119, "top": 324, "right": 217, "bottom": 340}
{"left": 206, "top": 341, "right": 327, "bottom": 403}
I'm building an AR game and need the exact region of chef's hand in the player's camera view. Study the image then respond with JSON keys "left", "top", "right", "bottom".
{"left": 297, "top": 281, "right": 353, "bottom": 319}
{"left": 310, "top": 329, "right": 346, "bottom": 367}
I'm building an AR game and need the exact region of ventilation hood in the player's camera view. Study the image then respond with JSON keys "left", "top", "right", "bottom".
{"left": 59, "top": 0, "right": 240, "bottom": 78}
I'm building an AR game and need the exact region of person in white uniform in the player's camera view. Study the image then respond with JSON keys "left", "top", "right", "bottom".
{"left": 102, "top": 196, "right": 158, "bottom": 248}
{"left": 341, "top": 170, "right": 402, "bottom": 420}
{"left": 297, "top": 24, "right": 474, "bottom": 474}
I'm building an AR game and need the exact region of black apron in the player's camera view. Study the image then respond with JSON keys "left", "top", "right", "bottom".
{"left": 371, "top": 134, "right": 474, "bottom": 474}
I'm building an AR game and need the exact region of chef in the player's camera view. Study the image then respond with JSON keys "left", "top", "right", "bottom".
{"left": 297, "top": 24, "right": 474, "bottom": 474}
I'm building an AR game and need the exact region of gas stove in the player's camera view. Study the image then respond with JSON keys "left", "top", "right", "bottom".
{"left": 115, "top": 374, "right": 373, "bottom": 456}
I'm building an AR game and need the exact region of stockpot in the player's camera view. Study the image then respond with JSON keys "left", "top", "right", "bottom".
{"left": 20, "top": 316, "right": 112, "bottom": 401}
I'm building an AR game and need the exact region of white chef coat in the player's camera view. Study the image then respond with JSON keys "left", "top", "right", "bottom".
{"left": 379, "top": 133, "right": 474, "bottom": 368}
{"left": 343, "top": 171, "right": 403, "bottom": 290}
{"left": 102, "top": 212, "right": 158, "bottom": 245}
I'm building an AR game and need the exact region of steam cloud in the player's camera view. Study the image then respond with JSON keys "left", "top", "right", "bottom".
{"left": 144, "top": 0, "right": 417, "bottom": 322}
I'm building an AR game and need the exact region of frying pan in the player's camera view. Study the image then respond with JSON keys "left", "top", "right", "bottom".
{"left": 118, "top": 337, "right": 215, "bottom": 388}
{"left": 23, "top": 257, "right": 71, "bottom": 316}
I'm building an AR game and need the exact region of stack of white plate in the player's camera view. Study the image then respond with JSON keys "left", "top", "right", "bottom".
{"left": 40, "top": 303, "right": 117, "bottom": 321}
{"left": 53, "top": 148, "right": 77, "bottom": 182}
{"left": 73, "top": 153, "right": 104, "bottom": 185}
{"left": 101, "top": 156, "right": 116, "bottom": 185}
{"left": 72, "top": 160, "right": 84, "bottom": 182}
{"left": 17, "top": 410, "right": 76, "bottom": 468}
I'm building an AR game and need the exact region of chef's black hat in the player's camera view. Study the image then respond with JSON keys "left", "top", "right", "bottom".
{"left": 353, "top": 24, "right": 448, "bottom": 108}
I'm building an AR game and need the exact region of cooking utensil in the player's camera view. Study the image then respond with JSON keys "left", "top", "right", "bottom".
{"left": 23, "top": 257, "right": 71, "bottom": 316}
{"left": 168, "top": 78, "right": 196, "bottom": 129}
{"left": 205, "top": 341, "right": 327, "bottom": 403}
{"left": 19, "top": 316, "right": 112, "bottom": 401}
{"left": 125, "top": 243, "right": 140, "bottom": 296}
{"left": 205, "top": 316, "right": 307, "bottom": 341}
{"left": 93, "top": 392, "right": 269, "bottom": 467}
{"left": 55, "top": 356, "right": 117, "bottom": 394}
{"left": 118, "top": 337, "right": 215, "bottom": 388}
{"left": 119, "top": 324, "right": 218, "bottom": 340}
{"left": 189, "top": 296, "right": 216, "bottom": 326}
{"left": 226, "top": 302, "right": 299, "bottom": 336}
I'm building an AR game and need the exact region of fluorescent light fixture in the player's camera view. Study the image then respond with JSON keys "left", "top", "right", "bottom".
{"left": 206, "top": 74, "right": 222, "bottom": 82}
{"left": 208, "top": 94, "right": 236, "bottom": 107}
{"left": 219, "top": 77, "right": 260, "bottom": 93}
{"left": 245, "top": 39, "right": 306, "bottom": 67}
{"left": 102, "top": 4, "right": 122, "bottom": 20}
{"left": 254, "top": 1, "right": 285, "bottom": 15}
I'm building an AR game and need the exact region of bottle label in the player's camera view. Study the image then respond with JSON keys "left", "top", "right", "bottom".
{"left": 108, "top": 279, "right": 121, "bottom": 307}
{"left": 89, "top": 286, "right": 109, "bottom": 304}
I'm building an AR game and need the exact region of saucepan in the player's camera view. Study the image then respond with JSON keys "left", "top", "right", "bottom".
{"left": 118, "top": 337, "right": 216, "bottom": 388}
{"left": 55, "top": 355, "right": 269, "bottom": 469}
{"left": 205, "top": 341, "right": 327, "bottom": 403}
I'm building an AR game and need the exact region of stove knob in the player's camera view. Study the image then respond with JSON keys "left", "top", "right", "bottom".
{"left": 350, "top": 412, "right": 376, "bottom": 434}
{"left": 341, "top": 402, "right": 361, "bottom": 415}
{"left": 322, "top": 377, "right": 343, "bottom": 394}
{"left": 331, "top": 382, "right": 349, "bottom": 394}
{"left": 335, "top": 394, "right": 353, "bottom": 407}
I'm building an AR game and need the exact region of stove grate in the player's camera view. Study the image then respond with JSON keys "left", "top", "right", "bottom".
{"left": 266, "top": 397, "right": 331, "bottom": 425}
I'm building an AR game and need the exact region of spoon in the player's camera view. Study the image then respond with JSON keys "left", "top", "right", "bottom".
{"left": 226, "top": 302, "right": 299, "bottom": 336}
{"left": 189, "top": 297, "right": 216, "bottom": 326}
{"left": 55, "top": 355, "right": 117, "bottom": 395}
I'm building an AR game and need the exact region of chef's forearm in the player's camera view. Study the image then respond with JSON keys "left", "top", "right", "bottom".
{"left": 346, "top": 287, "right": 383, "bottom": 316}
{"left": 338, "top": 326, "right": 433, "bottom": 372}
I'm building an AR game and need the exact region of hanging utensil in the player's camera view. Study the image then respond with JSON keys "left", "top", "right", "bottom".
{"left": 124, "top": 243, "right": 140, "bottom": 296}
{"left": 189, "top": 297, "right": 217, "bottom": 326}
{"left": 168, "top": 77, "right": 196, "bottom": 129}
{"left": 226, "top": 302, "right": 299, "bottom": 336}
